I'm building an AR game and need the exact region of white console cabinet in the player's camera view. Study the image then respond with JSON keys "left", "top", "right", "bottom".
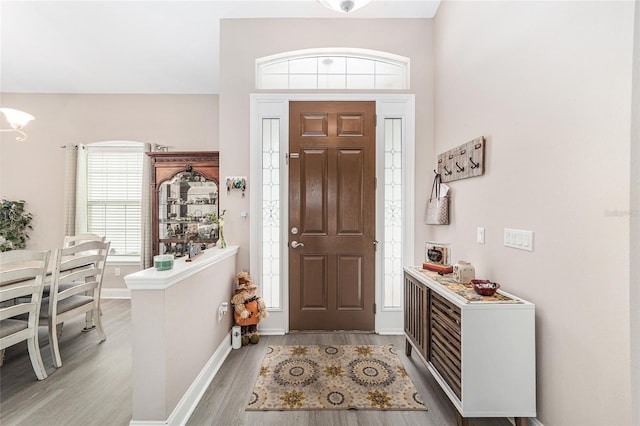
{"left": 404, "top": 267, "right": 536, "bottom": 425}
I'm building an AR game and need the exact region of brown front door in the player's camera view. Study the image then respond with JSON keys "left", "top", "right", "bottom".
{"left": 289, "top": 101, "right": 376, "bottom": 331}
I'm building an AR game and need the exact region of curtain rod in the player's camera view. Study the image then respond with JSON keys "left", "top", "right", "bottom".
{"left": 60, "top": 143, "right": 169, "bottom": 150}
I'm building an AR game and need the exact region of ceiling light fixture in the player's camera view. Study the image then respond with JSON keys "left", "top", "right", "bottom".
{"left": 0, "top": 108, "right": 35, "bottom": 141}
{"left": 318, "top": 0, "right": 372, "bottom": 13}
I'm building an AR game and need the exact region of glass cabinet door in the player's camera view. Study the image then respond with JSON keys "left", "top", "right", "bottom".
{"left": 158, "top": 171, "right": 219, "bottom": 256}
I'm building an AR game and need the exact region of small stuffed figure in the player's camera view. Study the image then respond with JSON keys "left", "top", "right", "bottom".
{"left": 231, "top": 271, "right": 268, "bottom": 345}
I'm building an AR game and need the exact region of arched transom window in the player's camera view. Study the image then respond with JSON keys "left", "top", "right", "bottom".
{"left": 256, "top": 48, "right": 410, "bottom": 90}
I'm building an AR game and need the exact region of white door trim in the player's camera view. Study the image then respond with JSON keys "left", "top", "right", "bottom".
{"left": 250, "top": 93, "right": 415, "bottom": 335}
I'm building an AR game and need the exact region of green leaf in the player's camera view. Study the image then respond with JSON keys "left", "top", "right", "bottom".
{"left": 0, "top": 199, "right": 34, "bottom": 251}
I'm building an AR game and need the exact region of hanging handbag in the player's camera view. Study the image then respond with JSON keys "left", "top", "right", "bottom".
{"left": 425, "top": 173, "right": 449, "bottom": 225}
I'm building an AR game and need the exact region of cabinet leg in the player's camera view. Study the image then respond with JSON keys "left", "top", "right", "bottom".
{"left": 455, "top": 411, "right": 469, "bottom": 426}
{"left": 405, "top": 339, "right": 412, "bottom": 357}
{"left": 514, "top": 418, "right": 529, "bottom": 426}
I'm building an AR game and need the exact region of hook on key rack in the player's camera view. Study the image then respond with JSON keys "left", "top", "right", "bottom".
{"left": 455, "top": 162, "right": 465, "bottom": 172}
{"left": 469, "top": 157, "right": 480, "bottom": 169}
{"left": 443, "top": 165, "right": 452, "bottom": 176}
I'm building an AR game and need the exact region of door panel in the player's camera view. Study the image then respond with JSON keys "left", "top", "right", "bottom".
{"left": 300, "top": 254, "right": 328, "bottom": 310}
{"left": 337, "top": 149, "right": 365, "bottom": 235}
{"left": 300, "top": 149, "right": 328, "bottom": 235}
{"left": 289, "top": 100, "right": 375, "bottom": 331}
{"left": 337, "top": 113, "right": 364, "bottom": 136}
{"left": 336, "top": 255, "right": 364, "bottom": 309}
{"left": 301, "top": 113, "right": 329, "bottom": 137}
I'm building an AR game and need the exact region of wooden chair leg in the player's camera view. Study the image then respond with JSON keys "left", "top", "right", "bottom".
{"left": 0, "top": 348, "right": 5, "bottom": 367}
{"left": 49, "top": 320, "right": 63, "bottom": 368}
{"left": 405, "top": 339, "right": 412, "bottom": 356}
{"left": 82, "top": 311, "right": 95, "bottom": 331}
{"left": 515, "top": 418, "right": 529, "bottom": 426}
{"left": 27, "top": 334, "right": 48, "bottom": 380}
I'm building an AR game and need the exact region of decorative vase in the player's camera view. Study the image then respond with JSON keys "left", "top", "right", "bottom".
{"left": 218, "top": 222, "right": 227, "bottom": 248}
{"left": 453, "top": 260, "right": 475, "bottom": 284}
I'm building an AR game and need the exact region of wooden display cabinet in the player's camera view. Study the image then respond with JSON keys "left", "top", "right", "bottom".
{"left": 147, "top": 151, "right": 220, "bottom": 257}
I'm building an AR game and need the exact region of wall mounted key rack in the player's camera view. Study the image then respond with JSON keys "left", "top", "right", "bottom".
{"left": 226, "top": 176, "right": 247, "bottom": 196}
{"left": 437, "top": 136, "right": 485, "bottom": 183}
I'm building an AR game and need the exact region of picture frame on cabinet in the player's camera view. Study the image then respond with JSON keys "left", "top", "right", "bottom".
{"left": 425, "top": 241, "right": 450, "bottom": 266}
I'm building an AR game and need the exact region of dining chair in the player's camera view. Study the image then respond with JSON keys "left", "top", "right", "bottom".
{"left": 43, "top": 234, "right": 106, "bottom": 298}
{"left": 63, "top": 233, "right": 106, "bottom": 248}
{"left": 0, "top": 249, "right": 51, "bottom": 380}
{"left": 58, "top": 233, "right": 107, "bottom": 331}
{"left": 41, "top": 240, "right": 110, "bottom": 368}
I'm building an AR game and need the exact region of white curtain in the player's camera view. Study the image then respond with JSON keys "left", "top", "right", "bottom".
{"left": 140, "top": 143, "right": 155, "bottom": 269}
{"left": 62, "top": 145, "right": 77, "bottom": 236}
{"left": 62, "top": 144, "right": 87, "bottom": 237}
{"left": 75, "top": 145, "right": 88, "bottom": 235}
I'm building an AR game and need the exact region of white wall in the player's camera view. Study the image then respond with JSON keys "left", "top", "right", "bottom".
{"left": 0, "top": 93, "right": 219, "bottom": 288}
{"left": 433, "top": 2, "right": 635, "bottom": 425}
{"left": 630, "top": 3, "right": 640, "bottom": 425}
{"left": 127, "top": 248, "right": 237, "bottom": 422}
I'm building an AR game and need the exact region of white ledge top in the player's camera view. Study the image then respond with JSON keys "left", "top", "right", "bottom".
{"left": 124, "top": 246, "right": 239, "bottom": 290}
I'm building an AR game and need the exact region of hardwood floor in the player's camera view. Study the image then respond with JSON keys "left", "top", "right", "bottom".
{"left": 0, "top": 299, "right": 132, "bottom": 426}
{"left": 188, "top": 333, "right": 511, "bottom": 426}
{"left": 1, "top": 300, "right": 511, "bottom": 426}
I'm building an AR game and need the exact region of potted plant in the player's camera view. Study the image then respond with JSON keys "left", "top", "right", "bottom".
{"left": 0, "top": 199, "right": 34, "bottom": 251}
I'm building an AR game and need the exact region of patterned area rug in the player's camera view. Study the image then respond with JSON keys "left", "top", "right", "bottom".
{"left": 246, "top": 344, "right": 427, "bottom": 411}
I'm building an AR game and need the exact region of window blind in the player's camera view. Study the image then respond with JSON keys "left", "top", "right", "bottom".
{"left": 87, "top": 145, "right": 143, "bottom": 258}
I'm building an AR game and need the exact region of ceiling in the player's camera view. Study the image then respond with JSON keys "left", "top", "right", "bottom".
{"left": 0, "top": 0, "right": 441, "bottom": 95}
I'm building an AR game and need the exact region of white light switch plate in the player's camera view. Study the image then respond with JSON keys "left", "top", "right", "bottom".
{"left": 504, "top": 228, "right": 534, "bottom": 251}
{"left": 477, "top": 227, "right": 485, "bottom": 244}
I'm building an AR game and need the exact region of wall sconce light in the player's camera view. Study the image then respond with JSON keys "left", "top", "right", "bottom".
{"left": 0, "top": 108, "right": 35, "bottom": 141}
{"left": 318, "top": 0, "right": 372, "bottom": 13}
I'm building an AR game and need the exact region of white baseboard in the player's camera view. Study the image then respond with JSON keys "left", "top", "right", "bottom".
{"left": 258, "top": 328, "right": 404, "bottom": 336}
{"left": 101, "top": 288, "right": 131, "bottom": 299}
{"left": 257, "top": 328, "right": 286, "bottom": 335}
{"left": 129, "top": 331, "right": 232, "bottom": 426}
{"left": 508, "top": 417, "right": 544, "bottom": 426}
{"left": 377, "top": 328, "right": 404, "bottom": 335}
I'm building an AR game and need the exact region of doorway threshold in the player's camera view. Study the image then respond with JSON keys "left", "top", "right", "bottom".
{"left": 288, "top": 330, "right": 375, "bottom": 334}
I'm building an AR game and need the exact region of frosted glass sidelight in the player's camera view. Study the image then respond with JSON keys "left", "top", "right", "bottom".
{"left": 383, "top": 118, "right": 403, "bottom": 308}
{"left": 261, "top": 118, "right": 281, "bottom": 309}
